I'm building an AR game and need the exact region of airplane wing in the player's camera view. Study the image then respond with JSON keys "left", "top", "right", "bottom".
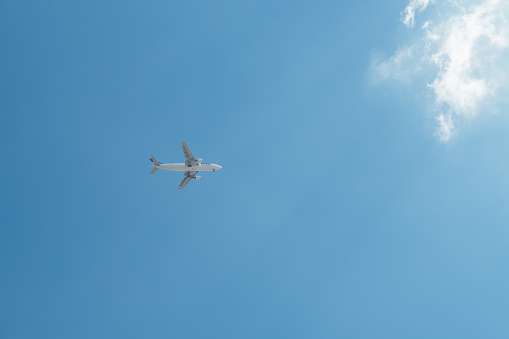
{"left": 181, "top": 141, "right": 198, "bottom": 167}
{"left": 177, "top": 171, "right": 198, "bottom": 190}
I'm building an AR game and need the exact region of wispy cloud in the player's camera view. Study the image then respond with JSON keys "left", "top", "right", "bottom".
{"left": 436, "top": 113, "right": 455, "bottom": 142}
{"left": 373, "top": 0, "right": 509, "bottom": 142}
{"left": 372, "top": 46, "right": 416, "bottom": 82}
{"left": 402, "top": 0, "right": 434, "bottom": 28}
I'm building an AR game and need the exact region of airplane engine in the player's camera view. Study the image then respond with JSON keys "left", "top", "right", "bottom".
{"left": 197, "top": 158, "right": 203, "bottom": 163}
{"left": 194, "top": 176, "right": 201, "bottom": 180}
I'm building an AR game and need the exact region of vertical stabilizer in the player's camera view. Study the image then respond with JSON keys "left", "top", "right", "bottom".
{"left": 149, "top": 156, "right": 160, "bottom": 174}
{"left": 150, "top": 156, "right": 160, "bottom": 166}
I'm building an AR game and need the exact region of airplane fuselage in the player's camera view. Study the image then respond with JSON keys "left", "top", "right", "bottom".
{"left": 150, "top": 141, "right": 221, "bottom": 189}
{"left": 156, "top": 163, "right": 222, "bottom": 172}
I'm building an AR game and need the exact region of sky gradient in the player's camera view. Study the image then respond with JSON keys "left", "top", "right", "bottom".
{"left": 2, "top": 1, "right": 509, "bottom": 338}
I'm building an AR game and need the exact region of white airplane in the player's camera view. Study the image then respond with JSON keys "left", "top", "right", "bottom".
{"left": 150, "top": 141, "right": 222, "bottom": 190}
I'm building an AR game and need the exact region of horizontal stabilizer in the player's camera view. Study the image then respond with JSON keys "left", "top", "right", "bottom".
{"left": 150, "top": 167, "right": 159, "bottom": 174}
{"left": 150, "top": 156, "right": 160, "bottom": 166}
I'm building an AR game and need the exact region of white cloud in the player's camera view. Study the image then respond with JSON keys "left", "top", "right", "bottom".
{"left": 374, "top": 0, "right": 509, "bottom": 142}
{"left": 402, "top": 0, "right": 434, "bottom": 28}
{"left": 435, "top": 113, "right": 455, "bottom": 142}
{"left": 429, "top": 0, "right": 508, "bottom": 116}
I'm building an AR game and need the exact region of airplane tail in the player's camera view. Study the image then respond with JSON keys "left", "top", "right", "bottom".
{"left": 149, "top": 156, "right": 160, "bottom": 174}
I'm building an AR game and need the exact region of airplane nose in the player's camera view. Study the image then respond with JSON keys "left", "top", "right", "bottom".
{"left": 217, "top": 165, "right": 222, "bottom": 170}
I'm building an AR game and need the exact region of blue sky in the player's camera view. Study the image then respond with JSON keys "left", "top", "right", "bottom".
{"left": 2, "top": 1, "right": 509, "bottom": 338}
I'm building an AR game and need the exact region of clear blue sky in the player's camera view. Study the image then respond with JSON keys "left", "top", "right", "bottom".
{"left": 2, "top": 1, "right": 509, "bottom": 338}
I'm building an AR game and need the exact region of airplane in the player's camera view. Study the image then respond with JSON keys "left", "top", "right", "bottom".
{"left": 150, "top": 141, "right": 222, "bottom": 190}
